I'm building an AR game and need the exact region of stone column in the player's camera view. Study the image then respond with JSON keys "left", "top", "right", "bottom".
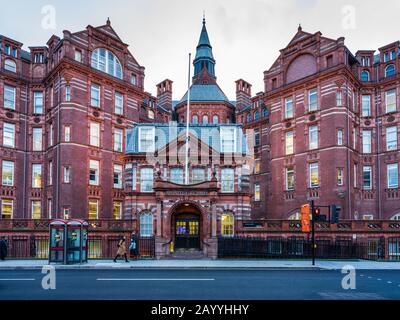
{"left": 211, "top": 200, "right": 217, "bottom": 237}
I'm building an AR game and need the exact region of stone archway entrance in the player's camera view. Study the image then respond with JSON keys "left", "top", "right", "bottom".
{"left": 172, "top": 203, "right": 202, "bottom": 250}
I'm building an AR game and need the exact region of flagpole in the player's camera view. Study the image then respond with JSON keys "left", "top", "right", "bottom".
{"left": 185, "top": 53, "right": 191, "bottom": 185}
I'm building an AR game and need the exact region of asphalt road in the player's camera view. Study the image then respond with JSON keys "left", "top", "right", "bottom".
{"left": 0, "top": 269, "right": 399, "bottom": 300}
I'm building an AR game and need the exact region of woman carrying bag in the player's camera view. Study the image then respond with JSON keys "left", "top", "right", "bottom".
{"left": 113, "top": 236, "right": 129, "bottom": 262}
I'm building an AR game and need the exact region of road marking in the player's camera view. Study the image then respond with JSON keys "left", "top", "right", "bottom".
{"left": 0, "top": 279, "right": 36, "bottom": 281}
{"left": 368, "top": 276, "right": 372, "bottom": 279}
{"left": 97, "top": 278, "right": 215, "bottom": 281}
{"left": 377, "top": 278, "right": 382, "bottom": 281}
{"left": 387, "top": 281, "right": 392, "bottom": 284}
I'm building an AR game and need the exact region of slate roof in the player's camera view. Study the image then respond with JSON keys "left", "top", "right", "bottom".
{"left": 177, "top": 84, "right": 233, "bottom": 106}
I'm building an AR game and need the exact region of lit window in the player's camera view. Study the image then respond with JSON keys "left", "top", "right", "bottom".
{"left": 221, "top": 168, "right": 234, "bottom": 193}
{"left": 140, "top": 168, "right": 153, "bottom": 192}
{"left": 3, "top": 122, "right": 15, "bottom": 148}
{"left": 88, "top": 200, "right": 98, "bottom": 219}
{"left": 114, "top": 92, "right": 123, "bottom": 115}
{"left": 308, "top": 88, "right": 318, "bottom": 111}
{"left": 254, "top": 183, "right": 261, "bottom": 201}
{"left": 170, "top": 168, "right": 184, "bottom": 184}
{"left": 309, "top": 163, "right": 319, "bottom": 187}
{"left": 285, "top": 131, "right": 294, "bottom": 155}
{"left": 385, "top": 64, "right": 396, "bottom": 78}
{"left": 386, "top": 126, "right": 398, "bottom": 151}
{"left": 309, "top": 125, "right": 318, "bottom": 150}
{"left": 32, "top": 164, "right": 42, "bottom": 188}
{"left": 32, "top": 201, "right": 41, "bottom": 219}
{"left": 361, "top": 70, "right": 370, "bottom": 82}
{"left": 363, "top": 166, "right": 372, "bottom": 189}
{"left": 254, "top": 159, "right": 261, "bottom": 174}
{"left": 387, "top": 163, "right": 398, "bottom": 189}
{"left": 385, "top": 89, "right": 396, "bottom": 113}
{"left": 139, "top": 212, "right": 153, "bottom": 237}
{"left": 33, "top": 91, "right": 44, "bottom": 114}
{"left": 1, "top": 199, "right": 13, "bottom": 219}
{"left": 91, "top": 48, "right": 122, "bottom": 79}
{"left": 64, "top": 166, "right": 71, "bottom": 183}
{"left": 192, "top": 168, "right": 205, "bottom": 184}
{"left": 286, "top": 167, "right": 294, "bottom": 190}
{"left": 220, "top": 127, "right": 236, "bottom": 153}
{"left": 90, "top": 84, "right": 101, "bottom": 107}
{"left": 138, "top": 127, "right": 155, "bottom": 153}
{"left": 114, "top": 128, "right": 123, "bottom": 152}
{"left": 113, "top": 202, "right": 122, "bottom": 220}
{"left": 362, "top": 130, "right": 372, "bottom": 153}
{"left": 337, "top": 168, "right": 344, "bottom": 186}
{"left": 4, "top": 59, "right": 16, "bottom": 72}
{"left": 4, "top": 85, "right": 16, "bottom": 110}
{"left": 89, "top": 160, "right": 99, "bottom": 186}
{"left": 285, "top": 97, "right": 293, "bottom": 118}
{"left": 337, "top": 129, "right": 343, "bottom": 146}
{"left": 221, "top": 213, "right": 234, "bottom": 237}
{"left": 362, "top": 95, "right": 371, "bottom": 117}
{"left": 2, "top": 160, "right": 14, "bottom": 186}
{"left": 113, "top": 164, "right": 123, "bottom": 189}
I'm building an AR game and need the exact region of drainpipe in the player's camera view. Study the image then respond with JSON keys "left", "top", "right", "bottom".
{"left": 346, "top": 80, "right": 352, "bottom": 219}
{"left": 56, "top": 72, "right": 61, "bottom": 218}
{"left": 23, "top": 84, "right": 28, "bottom": 219}
{"left": 375, "top": 72, "right": 382, "bottom": 219}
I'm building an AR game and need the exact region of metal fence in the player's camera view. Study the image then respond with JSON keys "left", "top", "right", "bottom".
{"left": 218, "top": 237, "right": 386, "bottom": 260}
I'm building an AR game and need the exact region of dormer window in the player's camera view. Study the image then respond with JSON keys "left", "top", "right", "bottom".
{"left": 361, "top": 57, "right": 370, "bottom": 67}
{"left": 131, "top": 74, "right": 137, "bottom": 85}
{"left": 11, "top": 48, "right": 17, "bottom": 58}
{"left": 91, "top": 48, "right": 123, "bottom": 79}
{"left": 4, "top": 59, "right": 16, "bottom": 72}
{"left": 385, "top": 64, "right": 396, "bottom": 78}
{"left": 74, "top": 50, "right": 82, "bottom": 62}
{"left": 34, "top": 53, "right": 44, "bottom": 64}
{"left": 4, "top": 45, "right": 11, "bottom": 55}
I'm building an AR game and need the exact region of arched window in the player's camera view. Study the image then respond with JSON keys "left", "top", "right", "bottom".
{"left": 247, "top": 113, "right": 252, "bottom": 123}
{"left": 254, "top": 110, "right": 260, "bottom": 120}
{"left": 4, "top": 59, "right": 16, "bottom": 72}
{"left": 390, "top": 213, "right": 400, "bottom": 221}
{"left": 192, "top": 115, "right": 198, "bottom": 124}
{"left": 212, "top": 115, "right": 219, "bottom": 124}
{"left": 385, "top": 64, "right": 396, "bottom": 78}
{"left": 262, "top": 108, "right": 269, "bottom": 117}
{"left": 202, "top": 115, "right": 208, "bottom": 124}
{"left": 361, "top": 70, "right": 370, "bottom": 82}
{"left": 221, "top": 212, "right": 234, "bottom": 237}
{"left": 139, "top": 212, "right": 153, "bottom": 237}
{"left": 91, "top": 48, "right": 123, "bottom": 79}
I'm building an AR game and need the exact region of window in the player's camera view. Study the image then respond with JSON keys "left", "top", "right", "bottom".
{"left": 48, "top": 199, "right": 52, "bottom": 219}
{"left": 362, "top": 130, "right": 372, "bottom": 153}
{"left": 65, "top": 85, "right": 71, "bottom": 102}
{"left": 4, "top": 45, "right": 10, "bottom": 55}
{"left": 11, "top": 48, "right": 17, "bottom": 58}
{"left": 337, "top": 129, "right": 343, "bottom": 146}
{"left": 254, "top": 110, "right": 260, "bottom": 120}
{"left": 362, "top": 95, "right": 371, "bottom": 117}
{"left": 113, "top": 164, "right": 123, "bottom": 189}
{"left": 254, "top": 159, "right": 261, "bottom": 174}
{"left": 353, "top": 128, "right": 357, "bottom": 149}
{"left": 64, "top": 166, "right": 71, "bottom": 183}
{"left": 89, "top": 160, "right": 99, "bottom": 185}
{"left": 33, "top": 91, "right": 44, "bottom": 114}
{"left": 309, "top": 125, "right": 318, "bottom": 150}
{"left": 286, "top": 167, "right": 294, "bottom": 190}
{"left": 138, "top": 127, "right": 155, "bottom": 153}
{"left": 391, "top": 50, "right": 396, "bottom": 60}
{"left": 4, "top": 85, "right": 16, "bottom": 110}
{"left": 336, "top": 91, "right": 342, "bottom": 106}
{"left": 114, "top": 128, "right": 123, "bottom": 152}
{"left": 4, "top": 59, "right": 16, "bottom": 72}
{"left": 192, "top": 168, "right": 205, "bottom": 183}
{"left": 48, "top": 161, "right": 53, "bottom": 186}
{"left": 221, "top": 213, "right": 234, "bottom": 237}
{"left": 1, "top": 199, "right": 13, "bottom": 219}
{"left": 63, "top": 208, "right": 71, "bottom": 220}
{"left": 221, "top": 168, "right": 234, "bottom": 192}
{"left": 148, "top": 110, "right": 155, "bottom": 119}
{"left": 254, "top": 128, "right": 260, "bottom": 146}
{"left": 213, "top": 115, "right": 219, "bottom": 124}
{"left": 361, "top": 70, "right": 370, "bottom": 82}
{"left": 387, "top": 163, "right": 398, "bottom": 188}
{"left": 140, "top": 168, "right": 153, "bottom": 192}
{"left": 309, "top": 163, "right": 319, "bottom": 187}
{"left": 31, "top": 129, "right": 45, "bottom": 152}
{"left": 113, "top": 202, "right": 122, "bottom": 220}
{"left": 88, "top": 200, "right": 98, "bottom": 219}
{"left": 139, "top": 212, "right": 153, "bottom": 237}
{"left": 337, "top": 168, "right": 344, "bottom": 186}
{"left": 384, "top": 52, "right": 390, "bottom": 62}
{"left": 64, "top": 125, "right": 71, "bottom": 142}
{"left": 2, "top": 161, "right": 14, "bottom": 186}
{"left": 254, "top": 183, "right": 261, "bottom": 201}
{"left": 32, "top": 164, "right": 42, "bottom": 188}
{"left": 285, "top": 97, "right": 293, "bottom": 118}
{"left": 202, "top": 115, "right": 209, "bottom": 124}
{"left": 308, "top": 88, "right": 318, "bottom": 111}
{"left": 363, "top": 166, "right": 372, "bottom": 189}
{"left": 326, "top": 55, "right": 333, "bottom": 67}
{"left": 114, "top": 92, "right": 123, "bottom": 115}
{"left": 90, "top": 122, "right": 100, "bottom": 147}
{"left": 386, "top": 126, "right": 397, "bottom": 151}
{"left": 74, "top": 50, "right": 82, "bottom": 62}
{"left": 90, "top": 84, "right": 101, "bottom": 107}
{"left": 170, "top": 168, "right": 184, "bottom": 184}
{"left": 131, "top": 74, "right": 137, "bottom": 86}
{"left": 262, "top": 108, "right": 268, "bottom": 117}
{"left": 48, "top": 124, "right": 53, "bottom": 146}
{"left": 3, "top": 122, "right": 15, "bottom": 148}
{"left": 385, "top": 64, "right": 396, "bottom": 78}
{"left": 220, "top": 127, "right": 236, "bottom": 153}
{"left": 386, "top": 89, "right": 396, "bottom": 113}
{"left": 354, "top": 164, "right": 358, "bottom": 188}
{"left": 91, "top": 48, "right": 122, "bottom": 79}
{"left": 361, "top": 57, "right": 370, "bottom": 66}
{"left": 192, "top": 115, "right": 198, "bottom": 124}
{"left": 32, "top": 201, "right": 41, "bottom": 219}
{"left": 247, "top": 113, "right": 252, "bottom": 123}
{"left": 285, "top": 131, "right": 294, "bottom": 155}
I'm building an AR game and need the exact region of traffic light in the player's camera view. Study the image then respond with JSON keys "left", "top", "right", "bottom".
{"left": 300, "top": 204, "right": 311, "bottom": 233}
{"left": 331, "top": 205, "right": 341, "bottom": 224}
{"left": 315, "top": 207, "right": 321, "bottom": 216}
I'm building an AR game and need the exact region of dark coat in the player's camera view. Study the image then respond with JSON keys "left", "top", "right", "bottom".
{"left": 0, "top": 239, "right": 7, "bottom": 260}
{"left": 129, "top": 235, "right": 139, "bottom": 255}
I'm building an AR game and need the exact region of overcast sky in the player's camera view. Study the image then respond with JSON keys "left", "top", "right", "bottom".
{"left": 1, "top": 0, "right": 399, "bottom": 100}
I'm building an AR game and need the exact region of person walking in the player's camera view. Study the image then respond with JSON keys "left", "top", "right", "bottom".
{"left": 0, "top": 236, "right": 8, "bottom": 261}
{"left": 113, "top": 236, "right": 129, "bottom": 262}
{"left": 129, "top": 231, "right": 139, "bottom": 260}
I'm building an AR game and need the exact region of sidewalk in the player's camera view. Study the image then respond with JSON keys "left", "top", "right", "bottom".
{"left": 0, "top": 259, "right": 400, "bottom": 270}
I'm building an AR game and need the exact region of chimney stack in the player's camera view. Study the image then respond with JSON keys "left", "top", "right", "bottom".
{"left": 235, "top": 79, "right": 252, "bottom": 112}
{"left": 156, "top": 79, "right": 173, "bottom": 111}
